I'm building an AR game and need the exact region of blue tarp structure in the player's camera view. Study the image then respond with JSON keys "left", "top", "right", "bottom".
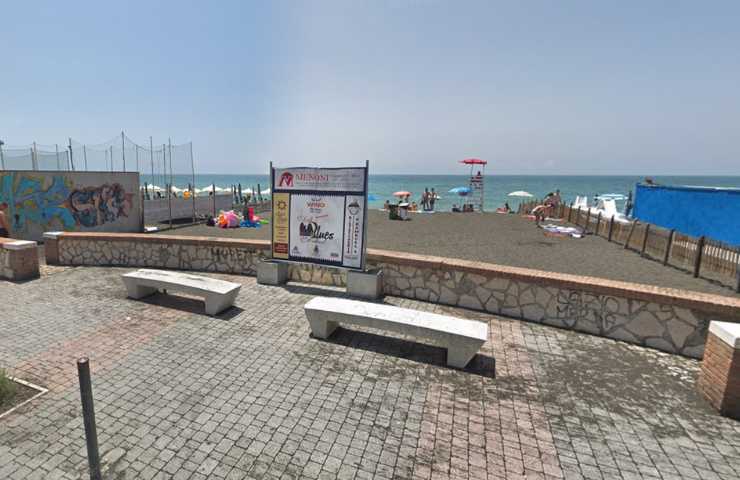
{"left": 633, "top": 183, "right": 740, "bottom": 246}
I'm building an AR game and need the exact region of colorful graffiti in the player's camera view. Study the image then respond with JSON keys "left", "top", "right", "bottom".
{"left": 0, "top": 172, "right": 134, "bottom": 237}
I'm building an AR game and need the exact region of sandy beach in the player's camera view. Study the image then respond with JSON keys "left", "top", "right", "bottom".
{"left": 158, "top": 209, "right": 738, "bottom": 298}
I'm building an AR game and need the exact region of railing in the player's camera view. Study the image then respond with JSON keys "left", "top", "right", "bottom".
{"left": 544, "top": 203, "right": 740, "bottom": 292}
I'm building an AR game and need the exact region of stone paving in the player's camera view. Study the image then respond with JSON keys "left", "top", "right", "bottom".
{"left": 0, "top": 266, "right": 739, "bottom": 479}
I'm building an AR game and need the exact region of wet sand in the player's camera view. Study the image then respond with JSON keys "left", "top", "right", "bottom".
{"left": 158, "top": 210, "right": 739, "bottom": 297}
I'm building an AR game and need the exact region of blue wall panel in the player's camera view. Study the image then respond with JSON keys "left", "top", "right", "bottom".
{"left": 633, "top": 184, "right": 740, "bottom": 246}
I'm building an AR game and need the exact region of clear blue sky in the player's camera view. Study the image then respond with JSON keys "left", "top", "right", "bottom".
{"left": 2, "top": 1, "right": 739, "bottom": 175}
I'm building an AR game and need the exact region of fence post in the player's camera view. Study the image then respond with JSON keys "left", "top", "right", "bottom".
{"left": 595, "top": 212, "right": 602, "bottom": 236}
{"left": 624, "top": 221, "right": 637, "bottom": 250}
{"left": 567, "top": 203, "right": 573, "bottom": 222}
{"left": 663, "top": 229, "right": 675, "bottom": 266}
{"left": 640, "top": 223, "right": 651, "bottom": 257}
{"left": 607, "top": 215, "right": 615, "bottom": 242}
{"left": 584, "top": 208, "right": 591, "bottom": 233}
{"left": 77, "top": 358, "right": 102, "bottom": 480}
{"left": 0, "top": 141, "right": 4, "bottom": 170}
{"left": 212, "top": 183, "right": 216, "bottom": 218}
{"left": 693, "top": 236, "right": 705, "bottom": 278}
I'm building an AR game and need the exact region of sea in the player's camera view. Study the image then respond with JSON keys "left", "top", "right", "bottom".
{"left": 141, "top": 174, "right": 740, "bottom": 213}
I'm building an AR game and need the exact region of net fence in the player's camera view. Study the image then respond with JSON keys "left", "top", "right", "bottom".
{"left": 1, "top": 133, "right": 194, "bottom": 184}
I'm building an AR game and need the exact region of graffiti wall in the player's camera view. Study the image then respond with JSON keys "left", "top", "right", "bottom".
{"left": 0, "top": 171, "right": 141, "bottom": 241}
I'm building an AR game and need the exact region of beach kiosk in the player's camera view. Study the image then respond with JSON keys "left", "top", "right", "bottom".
{"left": 460, "top": 158, "right": 487, "bottom": 212}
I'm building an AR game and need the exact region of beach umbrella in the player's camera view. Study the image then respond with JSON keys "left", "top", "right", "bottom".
{"left": 508, "top": 191, "right": 534, "bottom": 198}
{"left": 261, "top": 188, "right": 271, "bottom": 195}
{"left": 393, "top": 191, "right": 411, "bottom": 197}
{"left": 449, "top": 186, "right": 471, "bottom": 196}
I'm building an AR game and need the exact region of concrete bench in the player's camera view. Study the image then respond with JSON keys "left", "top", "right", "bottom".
{"left": 122, "top": 269, "right": 241, "bottom": 315}
{"left": 304, "top": 297, "right": 489, "bottom": 368}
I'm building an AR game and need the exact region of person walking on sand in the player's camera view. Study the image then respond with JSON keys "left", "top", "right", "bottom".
{"left": 430, "top": 188, "right": 436, "bottom": 211}
{"left": 0, "top": 202, "right": 11, "bottom": 237}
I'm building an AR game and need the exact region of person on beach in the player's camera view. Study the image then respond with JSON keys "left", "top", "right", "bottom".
{"left": 384, "top": 200, "right": 391, "bottom": 211}
{"left": 430, "top": 188, "right": 436, "bottom": 211}
{"left": 0, "top": 202, "right": 11, "bottom": 237}
{"left": 422, "top": 188, "right": 429, "bottom": 211}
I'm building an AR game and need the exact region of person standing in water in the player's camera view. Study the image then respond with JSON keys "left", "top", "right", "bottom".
{"left": 430, "top": 188, "right": 436, "bottom": 211}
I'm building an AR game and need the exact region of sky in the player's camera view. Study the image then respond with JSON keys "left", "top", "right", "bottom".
{"left": 1, "top": 1, "right": 739, "bottom": 175}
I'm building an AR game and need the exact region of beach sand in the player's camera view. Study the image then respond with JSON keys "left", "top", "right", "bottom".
{"left": 158, "top": 209, "right": 738, "bottom": 297}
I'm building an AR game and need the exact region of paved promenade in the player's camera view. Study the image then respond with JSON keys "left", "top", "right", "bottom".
{"left": 1, "top": 266, "right": 739, "bottom": 479}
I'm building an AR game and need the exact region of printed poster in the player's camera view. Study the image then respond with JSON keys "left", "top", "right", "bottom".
{"left": 289, "top": 194, "right": 345, "bottom": 263}
{"left": 272, "top": 192, "right": 290, "bottom": 259}
{"left": 342, "top": 195, "right": 365, "bottom": 269}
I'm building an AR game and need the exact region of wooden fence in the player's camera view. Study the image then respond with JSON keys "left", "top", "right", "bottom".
{"left": 517, "top": 200, "right": 740, "bottom": 292}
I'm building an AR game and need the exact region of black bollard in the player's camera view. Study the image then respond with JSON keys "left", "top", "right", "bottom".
{"left": 77, "top": 358, "right": 102, "bottom": 480}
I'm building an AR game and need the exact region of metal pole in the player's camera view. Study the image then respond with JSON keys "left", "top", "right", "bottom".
{"left": 595, "top": 212, "right": 602, "bottom": 236}
{"left": 55, "top": 144, "right": 60, "bottom": 170}
{"left": 0, "top": 142, "right": 4, "bottom": 170}
{"left": 212, "top": 183, "right": 216, "bottom": 218}
{"left": 121, "top": 131, "right": 126, "bottom": 172}
{"left": 32, "top": 142, "right": 38, "bottom": 170}
{"left": 168, "top": 139, "right": 173, "bottom": 229}
{"left": 68, "top": 138, "right": 75, "bottom": 171}
{"left": 109, "top": 146, "right": 113, "bottom": 171}
{"left": 83, "top": 145, "right": 88, "bottom": 171}
{"left": 149, "top": 137, "right": 154, "bottom": 186}
{"left": 135, "top": 145, "right": 139, "bottom": 173}
{"left": 190, "top": 142, "right": 196, "bottom": 224}
{"left": 162, "top": 144, "right": 166, "bottom": 192}
{"left": 76, "top": 358, "right": 102, "bottom": 480}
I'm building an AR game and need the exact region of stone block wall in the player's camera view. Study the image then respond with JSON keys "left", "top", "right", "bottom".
{"left": 0, "top": 238, "right": 40, "bottom": 281}
{"left": 49, "top": 232, "right": 740, "bottom": 358}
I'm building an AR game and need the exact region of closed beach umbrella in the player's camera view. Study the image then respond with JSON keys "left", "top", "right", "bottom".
{"left": 508, "top": 191, "right": 534, "bottom": 198}
{"left": 393, "top": 191, "right": 411, "bottom": 197}
{"left": 449, "top": 186, "right": 471, "bottom": 196}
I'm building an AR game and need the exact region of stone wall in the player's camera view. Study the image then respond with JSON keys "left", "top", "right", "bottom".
{"left": 48, "top": 232, "right": 740, "bottom": 358}
{"left": 0, "top": 238, "right": 40, "bottom": 281}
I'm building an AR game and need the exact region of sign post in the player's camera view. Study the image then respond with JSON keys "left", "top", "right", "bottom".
{"left": 270, "top": 164, "right": 369, "bottom": 271}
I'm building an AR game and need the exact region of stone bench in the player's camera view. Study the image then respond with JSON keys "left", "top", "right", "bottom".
{"left": 122, "top": 269, "right": 241, "bottom": 315}
{"left": 304, "top": 297, "right": 489, "bottom": 368}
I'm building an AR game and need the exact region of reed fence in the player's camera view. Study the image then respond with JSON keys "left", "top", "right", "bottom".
{"left": 516, "top": 200, "right": 740, "bottom": 292}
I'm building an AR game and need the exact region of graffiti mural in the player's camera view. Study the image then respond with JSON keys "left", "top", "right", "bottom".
{"left": 0, "top": 171, "right": 140, "bottom": 241}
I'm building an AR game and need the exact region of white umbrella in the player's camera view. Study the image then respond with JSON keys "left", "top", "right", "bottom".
{"left": 508, "top": 190, "right": 534, "bottom": 198}
{"left": 149, "top": 184, "right": 164, "bottom": 191}
{"left": 170, "top": 186, "right": 184, "bottom": 193}
{"left": 260, "top": 188, "right": 271, "bottom": 195}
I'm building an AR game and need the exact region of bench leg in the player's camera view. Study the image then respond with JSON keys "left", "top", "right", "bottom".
{"left": 124, "top": 281, "right": 157, "bottom": 300}
{"left": 446, "top": 341, "right": 483, "bottom": 369}
{"left": 204, "top": 290, "right": 239, "bottom": 316}
{"left": 307, "top": 318, "right": 338, "bottom": 339}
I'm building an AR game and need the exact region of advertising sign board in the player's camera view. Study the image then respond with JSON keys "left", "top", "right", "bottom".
{"left": 270, "top": 163, "right": 368, "bottom": 270}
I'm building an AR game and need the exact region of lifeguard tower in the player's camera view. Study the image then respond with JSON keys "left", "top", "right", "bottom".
{"left": 460, "top": 158, "right": 487, "bottom": 212}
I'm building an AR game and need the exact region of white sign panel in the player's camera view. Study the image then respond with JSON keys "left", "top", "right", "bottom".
{"left": 271, "top": 164, "right": 368, "bottom": 269}
{"left": 273, "top": 167, "right": 365, "bottom": 193}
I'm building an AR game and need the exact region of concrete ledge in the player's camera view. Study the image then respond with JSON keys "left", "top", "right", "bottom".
{"left": 709, "top": 322, "right": 740, "bottom": 348}
{"left": 2, "top": 240, "right": 37, "bottom": 250}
